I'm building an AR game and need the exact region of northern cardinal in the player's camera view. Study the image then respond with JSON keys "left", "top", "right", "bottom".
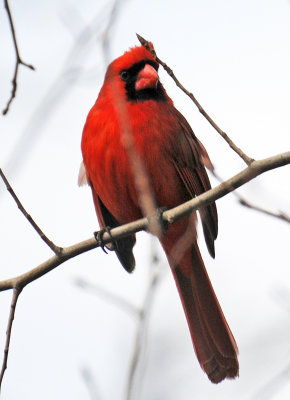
{"left": 79, "top": 43, "right": 238, "bottom": 383}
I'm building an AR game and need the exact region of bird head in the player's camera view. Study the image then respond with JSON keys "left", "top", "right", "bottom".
{"left": 102, "top": 44, "right": 167, "bottom": 102}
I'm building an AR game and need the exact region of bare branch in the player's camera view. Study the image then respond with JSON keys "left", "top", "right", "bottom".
{"left": 2, "top": 0, "right": 35, "bottom": 115}
{"left": 212, "top": 169, "right": 290, "bottom": 225}
{"left": 0, "top": 151, "right": 288, "bottom": 391}
{"left": 238, "top": 199, "right": 290, "bottom": 224}
{"left": 164, "top": 151, "right": 290, "bottom": 224}
{"left": 0, "top": 151, "right": 288, "bottom": 294}
{"left": 0, "top": 287, "right": 22, "bottom": 390}
{"left": 0, "top": 169, "right": 62, "bottom": 254}
{"left": 136, "top": 34, "right": 254, "bottom": 166}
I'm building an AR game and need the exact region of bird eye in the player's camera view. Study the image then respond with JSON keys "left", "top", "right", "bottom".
{"left": 120, "top": 70, "right": 129, "bottom": 81}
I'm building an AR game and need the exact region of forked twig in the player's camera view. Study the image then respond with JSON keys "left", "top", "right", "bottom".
{"left": 3, "top": 0, "right": 35, "bottom": 115}
{"left": 136, "top": 34, "right": 254, "bottom": 166}
{"left": 0, "top": 169, "right": 62, "bottom": 254}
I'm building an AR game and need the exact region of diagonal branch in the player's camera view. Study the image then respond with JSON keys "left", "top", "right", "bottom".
{"left": 164, "top": 151, "right": 290, "bottom": 224}
{"left": 238, "top": 199, "right": 290, "bottom": 224}
{"left": 211, "top": 170, "right": 290, "bottom": 225}
{"left": 0, "top": 169, "right": 62, "bottom": 254}
{"left": 3, "top": 0, "right": 35, "bottom": 115}
{"left": 136, "top": 33, "right": 254, "bottom": 166}
{"left": 0, "top": 151, "right": 288, "bottom": 294}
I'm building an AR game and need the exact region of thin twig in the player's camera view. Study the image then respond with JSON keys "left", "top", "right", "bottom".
{"left": 136, "top": 34, "right": 254, "bottom": 166}
{"left": 0, "top": 169, "right": 62, "bottom": 254}
{"left": 239, "top": 199, "right": 290, "bottom": 224}
{"left": 212, "top": 169, "right": 290, "bottom": 225}
{"left": 3, "top": 0, "right": 35, "bottom": 115}
{"left": 0, "top": 287, "right": 22, "bottom": 391}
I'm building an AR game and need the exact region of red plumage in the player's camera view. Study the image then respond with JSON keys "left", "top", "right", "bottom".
{"left": 80, "top": 44, "right": 239, "bottom": 383}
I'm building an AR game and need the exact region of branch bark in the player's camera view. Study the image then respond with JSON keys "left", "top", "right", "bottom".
{"left": 0, "top": 150, "right": 289, "bottom": 393}
{"left": 0, "top": 288, "right": 22, "bottom": 390}
{"left": 0, "top": 151, "right": 289, "bottom": 293}
{"left": 238, "top": 199, "right": 290, "bottom": 224}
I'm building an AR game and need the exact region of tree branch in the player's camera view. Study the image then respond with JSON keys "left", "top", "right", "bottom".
{"left": 238, "top": 199, "right": 290, "bottom": 224}
{"left": 211, "top": 170, "right": 290, "bottom": 225}
{"left": 136, "top": 33, "right": 254, "bottom": 166}
{"left": 164, "top": 151, "right": 290, "bottom": 224}
{"left": 0, "top": 169, "right": 62, "bottom": 254}
{"left": 0, "top": 151, "right": 288, "bottom": 391}
{"left": 0, "top": 151, "right": 288, "bottom": 294}
{"left": 0, "top": 287, "right": 22, "bottom": 390}
{"left": 3, "top": 0, "right": 35, "bottom": 115}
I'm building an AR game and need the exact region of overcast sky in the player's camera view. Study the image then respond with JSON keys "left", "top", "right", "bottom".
{"left": 0, "top": 1, "right": 290, "bottom": 399}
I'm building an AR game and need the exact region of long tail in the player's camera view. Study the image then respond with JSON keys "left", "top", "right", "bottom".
{"left": 162, "top": 239, "right": 239, "bottom": 383}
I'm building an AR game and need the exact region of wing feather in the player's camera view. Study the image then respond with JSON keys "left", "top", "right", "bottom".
{"left": 172, "top": 109, "right": 218, "bottom": 257}
{"left": 92, "top": 190, "right": 136, "bottom": 273}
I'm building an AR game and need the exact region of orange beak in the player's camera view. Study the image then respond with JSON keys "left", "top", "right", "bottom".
{"left": 135, "top": 64, "right": 158, "bottom": 91}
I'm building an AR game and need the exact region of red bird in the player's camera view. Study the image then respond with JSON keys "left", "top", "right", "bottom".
{"left": 80, "top": 43, "right": 238, "bottom": 383}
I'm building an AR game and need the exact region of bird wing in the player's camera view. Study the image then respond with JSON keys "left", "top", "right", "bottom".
{"left": 171, "top": 109, "right": 218, "bottom": 257}
{"left": 78, "top": 160, "right": 136, "bottom": 272}
{"left": 92, "top": 191, "right": 136, "bottom": 273}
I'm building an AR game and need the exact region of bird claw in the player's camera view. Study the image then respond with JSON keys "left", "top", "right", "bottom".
{"left": 94, "top": 226, "right": 117, "bottom": 254}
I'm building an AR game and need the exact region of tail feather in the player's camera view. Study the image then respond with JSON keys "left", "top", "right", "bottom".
{"left": 163, "top": 242, "right": 238, "bottom": 383}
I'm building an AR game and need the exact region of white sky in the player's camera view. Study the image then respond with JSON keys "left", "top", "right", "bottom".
{"left": 0, "top": 0, "right": 290, "bottom": 399}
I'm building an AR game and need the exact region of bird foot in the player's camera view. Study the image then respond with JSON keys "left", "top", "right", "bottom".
{"left": 94, "top": 226, "right": 117, "bottom": 254}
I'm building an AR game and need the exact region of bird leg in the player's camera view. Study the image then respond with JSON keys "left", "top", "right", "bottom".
{"left": 94, "top": 226, "right": 117, "bottom": 254}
